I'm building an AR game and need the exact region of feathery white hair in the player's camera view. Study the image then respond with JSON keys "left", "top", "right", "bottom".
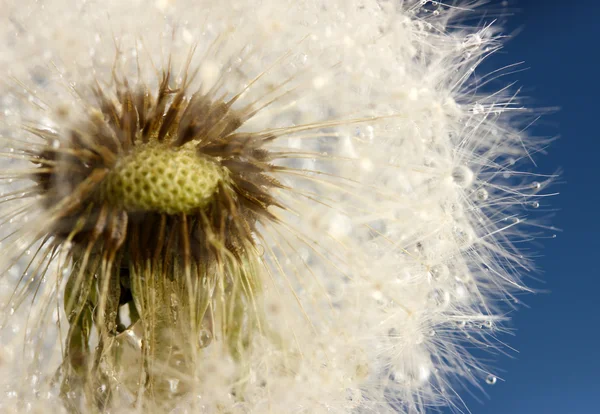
{"left": 0, "top": 1, "right": 552, "bottom": 413}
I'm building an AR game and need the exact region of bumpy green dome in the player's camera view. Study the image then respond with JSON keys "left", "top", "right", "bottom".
{"left": 103, "top": 143, "right": 226, "bottom": 214}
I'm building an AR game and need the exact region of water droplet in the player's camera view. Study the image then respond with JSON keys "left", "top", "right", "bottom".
{"left": 453, "top": 225, "right": 473, "bottom": 244}
{"left": 486, "top": 374, "right": 497, "bottom": 385}
{"left": 451, "top": 165, "right": 474, "bottom": 188}
{"left": 454, "top": 280, "right": 468, "bottom": 299}
{"left": 531, "top": 181, "right": 541, "bottom": 190}
{"left": 168, "top": 378, "right": 180, "bottom": 393}
{"left": 471, "top": 103, "right": 484, "bottom": 114}
{"left": 483, "top": 320, "right": 493, "bottom": 329}
{"left": 475, "top": 188, "right": 488, "bottom": 201}
{"left": 430, "top": 264, "right": 449, "bottom": 282}
{"left": 530, "top": 201, "right": 539, "bottom": 209}
{"left": 428, "top": 288, "right": 450, "bottom": 307}
{"left": 199, "top": 329, "right": 212, "bottom": 347}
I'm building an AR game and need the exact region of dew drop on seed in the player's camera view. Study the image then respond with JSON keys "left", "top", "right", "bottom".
{"left": 475, "top": 188, "right": 488, "bottom": 201}
{"left": 430, "top": 264, "right": 449, "bottom": 282}
{"left": 168, "top": 378, "right": 180, "bottom": 393}
{"left": 451, "top": 166, "right": 474, "bottom": 188}
{"left": 427, "top": 288, "right": 450, "bottom": 307}
{"left": 486, "top": 374, "right": 497, "bottom": 385}
{"left": 471, "top": 103, "right": 484, "bottom": 114}
{"left": 453, "top": 225, "right": 472, "bottom": 244}
{"left": 531, "top": 181, "right": 541, "bottom": 190}
{"left": 530, "top": 201, "right": 539, "bottom": 208}
{"left": 199, "top": 329, "right": 212, "bottom": 348}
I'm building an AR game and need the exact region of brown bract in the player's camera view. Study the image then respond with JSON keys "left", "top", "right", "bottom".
{"left": 33, "top": 68, "right": 285, "bottom": 262}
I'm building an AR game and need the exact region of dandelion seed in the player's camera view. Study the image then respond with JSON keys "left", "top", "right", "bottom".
{"left": 0, "top": 1, "right": 554, "bottom": 413}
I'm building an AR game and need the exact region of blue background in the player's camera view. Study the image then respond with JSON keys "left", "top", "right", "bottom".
{"left": 443, "top": 0, "right": 599, "bottom": 413}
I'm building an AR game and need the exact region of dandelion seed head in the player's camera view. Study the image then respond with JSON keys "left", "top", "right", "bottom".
{"left": 0, "top": 0, "right": 555, "bottom": 413}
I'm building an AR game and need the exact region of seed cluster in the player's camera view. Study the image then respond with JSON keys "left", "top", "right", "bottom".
{"left": 102, "top": 143, "right": 227, "bottom": 214}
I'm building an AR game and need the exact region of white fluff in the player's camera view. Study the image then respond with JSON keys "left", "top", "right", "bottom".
{"left": 0, "top": 1, "right": 553, "bottom": 413}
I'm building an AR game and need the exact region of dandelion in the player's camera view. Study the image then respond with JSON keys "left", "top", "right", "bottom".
{"left": 0, "top": 1, "right": 554, "bottom": 413}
